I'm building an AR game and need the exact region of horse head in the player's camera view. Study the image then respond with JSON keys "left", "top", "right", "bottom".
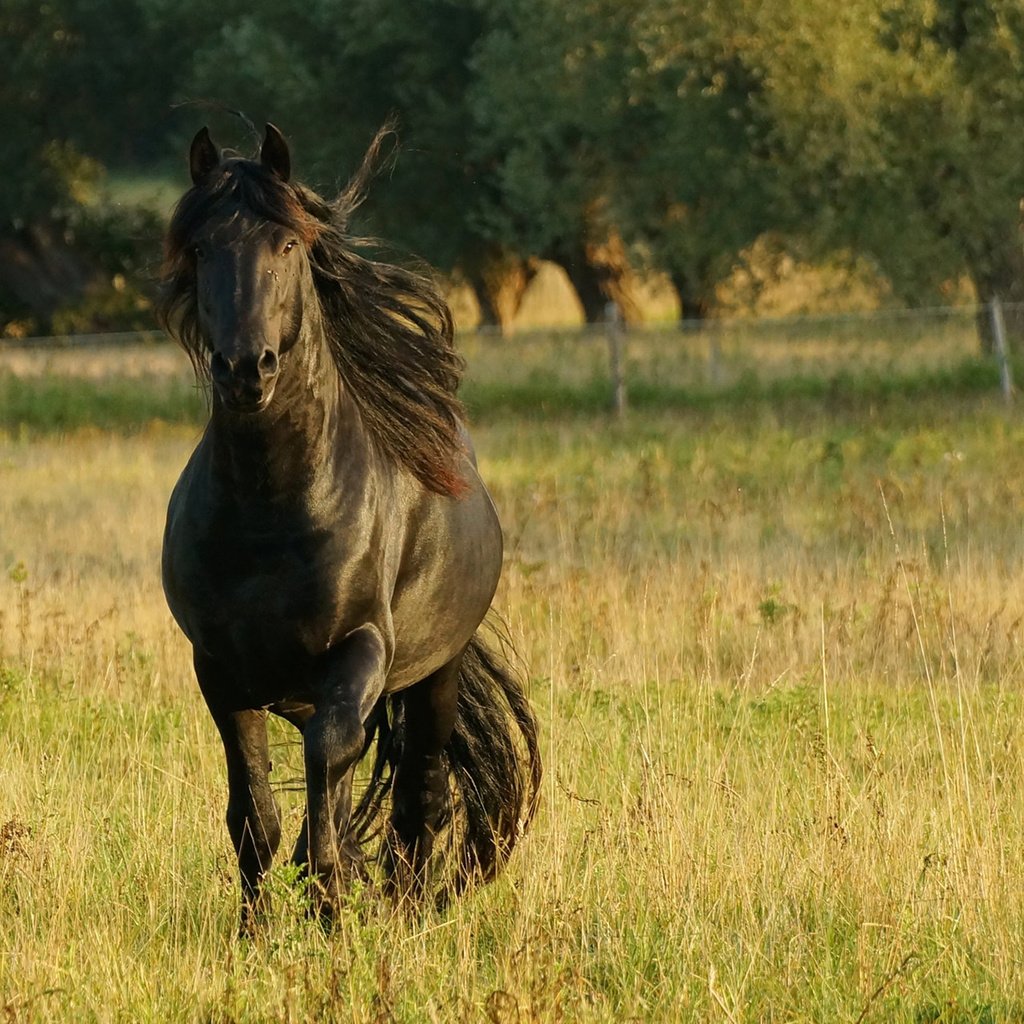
{"left": 162, "top": 122, "right": 469, "bottom": 495}
{"left": 185, "top": 124, "right": 310, "bottom": 414}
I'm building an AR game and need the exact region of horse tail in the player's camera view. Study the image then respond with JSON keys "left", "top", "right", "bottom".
{"left": 351, "top": 626, "right": 542, "bottom": 899}
{"left": 446, "top": 630, "right": 542, "bottom": 893}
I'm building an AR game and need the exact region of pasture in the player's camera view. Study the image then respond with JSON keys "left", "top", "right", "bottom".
{"left": 2, "top": 337, "right": 1024, "bottom": 1021}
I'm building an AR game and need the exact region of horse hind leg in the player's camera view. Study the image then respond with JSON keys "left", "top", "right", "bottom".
{"left": 383, "top": 654, "right": 461, "bottom": 902}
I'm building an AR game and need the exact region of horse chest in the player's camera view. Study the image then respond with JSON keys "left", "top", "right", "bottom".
{"left": 166, "top": 518, "right": 380, "bottom": 680}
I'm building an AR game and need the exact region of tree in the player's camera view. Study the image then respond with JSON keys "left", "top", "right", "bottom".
{"left": 742, "top": 0, "right": 1024, "bottom": 346}
{"left": 176, "top": 0, "right": 789, "bottom": 328}
{"left": 466, "top": 0, "right": 649, "bottom": 323}
{"left": 912, "top": 0, "right": 1024, "bottom": 344}
{"left": 181, "top": 0, "right": 542, "bottom": 330}
{"left": 468, "top": 0, "right": 784, "bottom": 325}
{"left": 0, "top": 0, "right": 96, "bottom": 224}
{"left": 0, "top": 0, "right": 226, "bottom": 331}
{"left": 0, "top": 1, "right": 107, "bottom": 329}
{"left": 606, "top": 0, "right": 778, "bottom": 323}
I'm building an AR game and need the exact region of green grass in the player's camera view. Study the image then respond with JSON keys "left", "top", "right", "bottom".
{"left": 0, "top": 374, "right": 206, "bottom": 434}
{"left": 0, "top": 347, "right": 1006, "bottom": 433}
{"left": 2, "top": 656, "right": 1022, "bottom": 1021}
{"left": 102, "top": 169, "right": 184, "bottom": 216}
{"left": 462, "top": 355, "right": 1002, "bottom": 417}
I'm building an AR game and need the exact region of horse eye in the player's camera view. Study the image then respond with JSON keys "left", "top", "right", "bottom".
{"left": 193, "top": 244, "right": 206, "bottom": 261}
{"left": 283, "top": 240, "right": 298, "bottom": 255}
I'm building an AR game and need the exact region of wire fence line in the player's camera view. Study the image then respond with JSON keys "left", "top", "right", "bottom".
{"left": 0, "top": 301, "right": 1019, "bottom": 408}
{"left": 3, "top": 300, "right": 1014, "bottom": 347}
{"left": 464, "top": 301, "right": 1019, "bottom": 410}
{"left": 0, "top": 329, "right": 168, "bottom": 350}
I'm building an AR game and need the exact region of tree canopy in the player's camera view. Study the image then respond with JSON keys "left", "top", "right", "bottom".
{"left": 4, "top": 0, "right": 1024, "bottom": 336}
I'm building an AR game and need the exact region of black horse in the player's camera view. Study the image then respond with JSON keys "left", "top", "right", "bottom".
{"left": 159, "top": 124, "right": 540, "bottom": 928}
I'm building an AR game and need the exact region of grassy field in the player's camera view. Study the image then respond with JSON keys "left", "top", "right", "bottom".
{"left": 2, "top": 344, "right": 1024, "bottom": 1021}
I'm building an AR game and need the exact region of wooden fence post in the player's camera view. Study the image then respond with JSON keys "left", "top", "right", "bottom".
{"left": 605, "top": 301, "right": 627, "bottom": 417}
{"left": 990, "top": 296, "right": 1014, "bottom": 406}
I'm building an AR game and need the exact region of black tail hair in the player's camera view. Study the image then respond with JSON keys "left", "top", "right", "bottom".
{"left": 352, "top": 627, "right": 542, "bottom": 899}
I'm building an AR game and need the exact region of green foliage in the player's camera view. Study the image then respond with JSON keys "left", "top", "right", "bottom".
{"left": 757, "top": 583, "right": 794, "bottom": 626}
{"left": 46, "top": 201, "right": 166, "bottom": 333}
{"left": 601, "top": 1, "right": 779, "bottom": 309}
{"left": 69, "top": 202, "right": 165, "bottom": 282}
{"left": 0, "top": 1, "right": 98, "bottom": 222}
{"left": 180, "top": 0, "right": 495, "bottom": 273}
{"left": 6, "top": 0, "right": 1024, "bottom": 333}
{"left": 743, "top": 0, "right": 1024, "bottom": 308}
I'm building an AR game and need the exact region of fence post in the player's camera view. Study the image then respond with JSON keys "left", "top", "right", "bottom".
{"left": 990, "top": 296, "right": 1014, "bottom": 406}
{"left": 707, "top": 328, "right": 722, "bottom": 387}
{"left": 605, "top": 301, "right": 627, "bottom": 417}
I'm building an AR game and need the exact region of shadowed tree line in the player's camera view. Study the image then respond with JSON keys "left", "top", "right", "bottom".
{"left": 2, "top": 0, "right": 1024, "bottom": 341}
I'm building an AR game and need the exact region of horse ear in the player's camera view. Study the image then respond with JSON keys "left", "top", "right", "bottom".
{"left": 260, "top": 123, "right": 291, "bottom": 182}
{"left": 189, "top": 127, "right": 220, "bottom": 184}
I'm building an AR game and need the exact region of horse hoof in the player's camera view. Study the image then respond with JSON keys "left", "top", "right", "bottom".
{"left": 340, "top": 836, "right": 368, "bottom": 882}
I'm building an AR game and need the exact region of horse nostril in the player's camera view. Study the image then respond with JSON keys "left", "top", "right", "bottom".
{"left": 210, "top": 351, "right": 232, "bottom": 382}
{"left": 258, "top": 349, "right": 279, "bottom": 378}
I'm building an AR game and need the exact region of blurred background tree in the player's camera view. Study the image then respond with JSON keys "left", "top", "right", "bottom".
{"left": 742, "top": 0, "right": 1024, "bottom": 344}
{"left": 2, "top": 0, "right": 1023, "bottom": 343}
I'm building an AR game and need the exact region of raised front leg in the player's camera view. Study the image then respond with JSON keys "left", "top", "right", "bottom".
{"left": 195, "top": 651, "right": 282, "bottom": 934}
{"left": 383, "top": 653, "right": 462, "bottom": 902}
{"left": 302, "top": 625, "right": 388, "bottom": 920}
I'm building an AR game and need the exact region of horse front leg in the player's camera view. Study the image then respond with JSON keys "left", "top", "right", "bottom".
{"left": 302, "top": 625, "right": 387, "bottom": 921}
{"left": 195, "top": 652, "right": 282, "bottom": 935}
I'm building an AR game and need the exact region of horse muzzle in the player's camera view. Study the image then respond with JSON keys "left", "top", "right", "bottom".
{"left": 211, "top": 348, "right": 279, "bottom": 413}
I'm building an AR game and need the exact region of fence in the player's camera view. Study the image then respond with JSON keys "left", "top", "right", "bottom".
{"left": 460, "top": 301, "right": 1019, "bottom": 412}
{"left": 0, "top": 302, "right": 1018, "bottom": 412}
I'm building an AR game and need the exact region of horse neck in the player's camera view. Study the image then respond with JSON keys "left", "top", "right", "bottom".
{"left": 207, "top": 309, "right": 360, "bottom": 503}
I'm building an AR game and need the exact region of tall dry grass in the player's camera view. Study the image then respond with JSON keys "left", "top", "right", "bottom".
{"left": 1, "top": 384, "right": 1024, "bottom": 1020}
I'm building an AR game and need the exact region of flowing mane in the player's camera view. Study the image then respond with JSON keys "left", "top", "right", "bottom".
{"left": 159, "top": 134, "right": 467, "bottom": 497}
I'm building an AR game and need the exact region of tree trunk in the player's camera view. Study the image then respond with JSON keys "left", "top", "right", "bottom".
{"left": 464, "top": 248, "right": 537, "bottom": 336}
{"left": 553, "top": 230, "right": 643, "bottom": 325}
{"left": 0, "top": 222, "right": 95, "bottom": 332}
{"left": 557, "top": 242, "right": 608, "bottom": 323}
{"left": 970, "top": 230, "right": 1024, "bottom": 354}
{"left": 670, "top": 269, "right": 711, "bottom": 329}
